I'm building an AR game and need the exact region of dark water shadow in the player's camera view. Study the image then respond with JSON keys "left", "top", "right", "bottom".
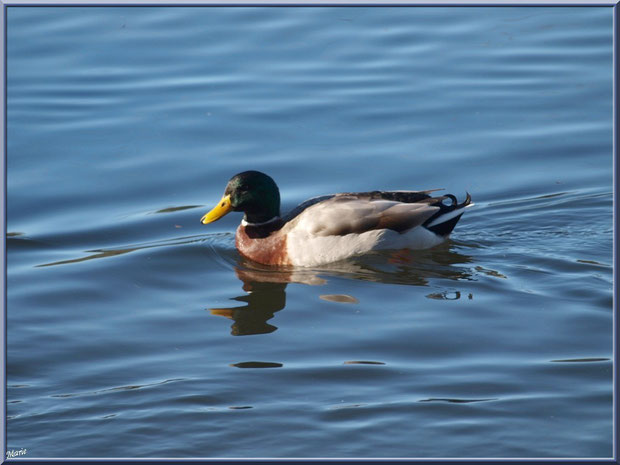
{"left": 207, "top": 245, "right": 476, "bottom": 336}
{"left": 33, "top": 234, "right": 213, "bottom": 268}
{"left": 418, "top": 397, "right": 497, "bottom": 404}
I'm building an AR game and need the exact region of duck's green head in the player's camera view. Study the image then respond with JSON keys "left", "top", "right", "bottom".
{"left": 201, "top": 171, "right": 281, "bottom": 225}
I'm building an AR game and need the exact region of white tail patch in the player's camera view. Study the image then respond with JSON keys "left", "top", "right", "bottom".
{"left": 425, "top": 203, "right": 472, "bottom": 228}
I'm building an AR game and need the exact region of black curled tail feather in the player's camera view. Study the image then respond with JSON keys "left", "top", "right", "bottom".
{"left": 463, "top": 191, "right": 472, "bottom": 208}
{"left": 423, "top": 192, "right": 472, "bottom": 237}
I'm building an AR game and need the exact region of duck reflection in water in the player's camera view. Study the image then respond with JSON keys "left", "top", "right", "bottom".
{"left": 208, "top": 246, "right": 476, "bottom": 336}
{"left": 208, "top": 262, "right": 324, "bottom": 336}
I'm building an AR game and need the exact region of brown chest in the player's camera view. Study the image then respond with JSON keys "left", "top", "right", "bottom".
{"left": 235, "top": 225, "right": 291, "bottom": 266}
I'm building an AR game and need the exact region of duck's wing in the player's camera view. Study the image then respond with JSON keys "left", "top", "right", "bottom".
{"left": 282, "top": 195, "right": 336, "bottom": 223}
{"left": 286, "top": 192, "right": 442, "bottom": 237}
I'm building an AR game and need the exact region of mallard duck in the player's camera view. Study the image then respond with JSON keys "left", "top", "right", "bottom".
{"left": 201, "top": 171, "right": 472, "bottom": 267}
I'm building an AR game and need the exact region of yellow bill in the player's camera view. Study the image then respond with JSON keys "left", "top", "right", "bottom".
{"left": 201, "top": 194, "right": 232, "bottom": 224}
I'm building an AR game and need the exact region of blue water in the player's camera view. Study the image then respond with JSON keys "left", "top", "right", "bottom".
{"left": 6, "top": 6, "right": 613, "bottom": 458}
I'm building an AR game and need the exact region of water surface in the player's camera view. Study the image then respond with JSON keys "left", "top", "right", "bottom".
{"left": 6, "top": 6, "right": 613, "bottom": 458}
